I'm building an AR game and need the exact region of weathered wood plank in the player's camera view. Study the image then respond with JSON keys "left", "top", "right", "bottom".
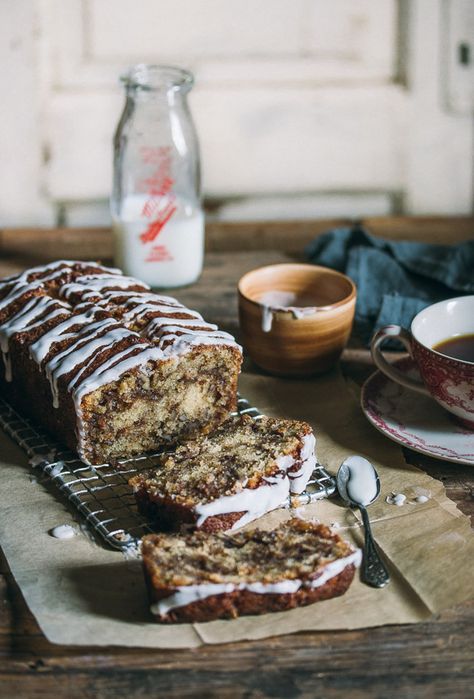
{"left": 0, "top": 216, "right": 472, "bottom": 265}
{"left": 1, "top": 559, "right": 473, "bottom": 699}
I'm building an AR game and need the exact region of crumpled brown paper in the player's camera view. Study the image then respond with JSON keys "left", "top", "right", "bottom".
{"left": 0, "top": 368, "right": 473, "bottom": 647}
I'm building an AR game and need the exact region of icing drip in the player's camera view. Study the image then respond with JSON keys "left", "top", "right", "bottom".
{"left": 29, "top": 308, "right": 103, "bottom": 364}
{"left": 45, "top": 321, "right": 137, "bottom": 407}
{"left": 286, "top": 433, "right": 316, "bottom": 495}
{"left": 0, "top": 282, "right": 35, "bottom": 312}
{"left": 0, "top": 296, "right": 70, "bottom": 381}
{"left": 386, "top": 493, "right": 407, "bottom": 507}
{"left": 257, "top": 291, "right": 320, "bottom": 333}
{"left": 195, "top": 475, "right": 290, "bottom": 530}
{"left": 50, "top": 524, "right": 77, "bottom": 540}
{"left": 71, "top": 344, "right": 166, "bottom": 457}
{"left": 151, "top": 549, "right": 362, "bottom": 615}
{"left": 193, "top": 433, "right": 316, "bottom": 529}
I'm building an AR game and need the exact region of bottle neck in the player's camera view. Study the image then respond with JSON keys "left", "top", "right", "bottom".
{"left": 121, "top": 64, "right": 193, "bottom": 105}
{"left": 126, "top": 86, "right": 187, "bottom": 108}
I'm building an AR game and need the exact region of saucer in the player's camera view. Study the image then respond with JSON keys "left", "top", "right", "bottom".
{"left": 361, "top": 357, "right": 474, "bottom": 465}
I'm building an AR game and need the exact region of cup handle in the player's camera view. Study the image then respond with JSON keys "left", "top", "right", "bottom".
{"left": 370, "top": 325, "right": 430, "bottom": 395}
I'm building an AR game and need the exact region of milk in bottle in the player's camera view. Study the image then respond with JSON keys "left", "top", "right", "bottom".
{"left": 111, "top": 65, "right": 204, "bottom": 288}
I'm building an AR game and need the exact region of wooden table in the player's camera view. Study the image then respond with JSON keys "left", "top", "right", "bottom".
{"left": 1, "top": 217, "right": 473, "bottom": 698}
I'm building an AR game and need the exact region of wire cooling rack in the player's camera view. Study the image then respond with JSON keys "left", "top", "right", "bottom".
{"left": 0, "top": 396, "right": 336, "bottom": 550}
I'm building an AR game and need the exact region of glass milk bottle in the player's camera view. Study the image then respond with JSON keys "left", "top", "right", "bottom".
{"left": 111, "top": 64, "right": 204, "bottom": 288}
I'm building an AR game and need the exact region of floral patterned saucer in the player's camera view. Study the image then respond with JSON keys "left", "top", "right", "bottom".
{"left": 361, "top": 357, "right": 474, "bottom": 465}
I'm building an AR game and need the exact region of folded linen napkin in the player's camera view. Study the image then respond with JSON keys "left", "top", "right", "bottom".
{"left": 305, "top": 225, "right": 474, "bottom": 343}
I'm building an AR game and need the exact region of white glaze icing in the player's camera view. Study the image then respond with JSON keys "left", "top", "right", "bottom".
{"left": 151, "top": 549, "right": 362, "bottom": 616}
{"left": 160, "top": 329, "right": 240, "bottom": 355}
{"left": 125, "top": 303, "right": 200, "bottom": 324}
{"left": 145, "top": 317, "right": 213, "bottom": 337}
{"left": 29, "top": 308, "right": 101, "bottom": 364}
{"left": 45, "top": 322, "right": 136, "bottom": 407}
{"left": 195, "top": 475, "right": 290, "bottom": 530}
{"left": 0, "top": 260, "right": 70, "bottom": 286}
{"left": 414, "top": 495, "right": 429, "bottom": 504}
{"left": 386, "top": 493, "right": 407, "bottom": 507}
{"left": 0, "top": 296, "right": 71, "bottom": 380}
{"left": 114, "top": 293, "right": 202, "bottom": 324}
{"left": 0, "top": 282, "right": 35, "bottom": 311}
{"left": 0, "top": 260, "right": 120, "bottom": 292}
{"left": 286, "top": 433, "right": 316, "bottom": 495}
{"left": 343, "top": 455, "right": 378, "bottom": 506}
{"left": 50, "top": 524, "right": 77, "bottom": 540}
{"left": 261, "top": 305, "right": 274, "bottom": 333}
{"left": 257, "top": 290, "right": 321, "bottom": 333}
{"left": 193, "top": 433, "right": 316, "bottom": 529}
{"left": 0, "top": 262, "right": 86, "bottom": 311}
{"left": 59, "top": 273, "right": 149, "bottom": 300}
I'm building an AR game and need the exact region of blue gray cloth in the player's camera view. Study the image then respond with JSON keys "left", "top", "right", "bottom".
{"left": 305, "top": 225, "right": 474, "bottom": 344}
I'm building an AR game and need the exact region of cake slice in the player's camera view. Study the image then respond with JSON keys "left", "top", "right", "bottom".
{"left": 141, "top": 518, "right": 362, "bottom": 623}
{"left": 129, "top": 415, "right": 316, "bottom": 533}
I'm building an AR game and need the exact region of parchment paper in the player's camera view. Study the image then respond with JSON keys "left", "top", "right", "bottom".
{"left": 1, "top": 368, "right": 473, "bottom": 648}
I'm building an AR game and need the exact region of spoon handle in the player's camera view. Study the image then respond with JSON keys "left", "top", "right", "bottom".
{"left": 359, "top": 506, "right": 390, "bottom": 588}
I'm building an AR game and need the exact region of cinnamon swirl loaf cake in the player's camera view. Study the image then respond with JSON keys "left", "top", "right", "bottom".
{"left": 0, "top": 260, "right": 242, "bottom": 464}
{"left": 130, "top": 415, "right": 316, "bottom": 532}
{"left": 142, "top": 518, "right": 361, "bottom": 622}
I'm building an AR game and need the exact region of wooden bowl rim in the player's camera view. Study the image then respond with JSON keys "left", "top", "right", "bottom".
{"left": 238, "top": 263, "right": 356, "bottom": 312}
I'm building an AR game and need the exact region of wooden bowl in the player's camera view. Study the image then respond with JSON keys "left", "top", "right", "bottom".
{"left": 238, "top": 263, "right": 356, "bottom": 376}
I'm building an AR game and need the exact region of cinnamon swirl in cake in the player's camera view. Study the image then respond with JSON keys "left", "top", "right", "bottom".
{"left": 0, "top": 260, "right": 242, "bottom": 464}
{"left": 129, "top": 415, "right": 317, "bottom": 532}
{"left": 141, "top": 518, "right": 361, "bottom": 622}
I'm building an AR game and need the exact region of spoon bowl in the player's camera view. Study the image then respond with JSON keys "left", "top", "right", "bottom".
{"left": 337, "top": 455, "right": 390, "bottom": 588}
{"left": 336, "top": 455, "right": 381, "bottom": 508}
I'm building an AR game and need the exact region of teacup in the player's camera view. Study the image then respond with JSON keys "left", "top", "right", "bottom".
{"left": 238, "top": 263, "right": 356, "bottom": 376}
{"left": 371, "top": 296, "right": 474, "bottom": 428}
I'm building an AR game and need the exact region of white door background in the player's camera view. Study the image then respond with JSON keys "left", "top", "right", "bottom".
{"left": 0, "top": 0, "right": 472, "bottom": 227}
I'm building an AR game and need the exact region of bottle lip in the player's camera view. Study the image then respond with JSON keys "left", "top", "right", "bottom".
{"left": 121, "top": 64, "right": 194, "bottom": 91}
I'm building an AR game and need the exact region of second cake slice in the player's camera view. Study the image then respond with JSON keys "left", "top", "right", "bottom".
{"left": 129, "top": 415, "right": 316, "bottom": 532}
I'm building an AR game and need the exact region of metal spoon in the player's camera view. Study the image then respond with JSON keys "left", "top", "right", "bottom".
{"left": 337, "top": 455, "right": 390, "bottom": 588}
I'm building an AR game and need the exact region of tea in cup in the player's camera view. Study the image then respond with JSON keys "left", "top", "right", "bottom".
{"left": 238, "top": 263, "right": 356, "bottom": 376}
{"left": 371, "top": 296, "right": 474, "bottom": 428}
